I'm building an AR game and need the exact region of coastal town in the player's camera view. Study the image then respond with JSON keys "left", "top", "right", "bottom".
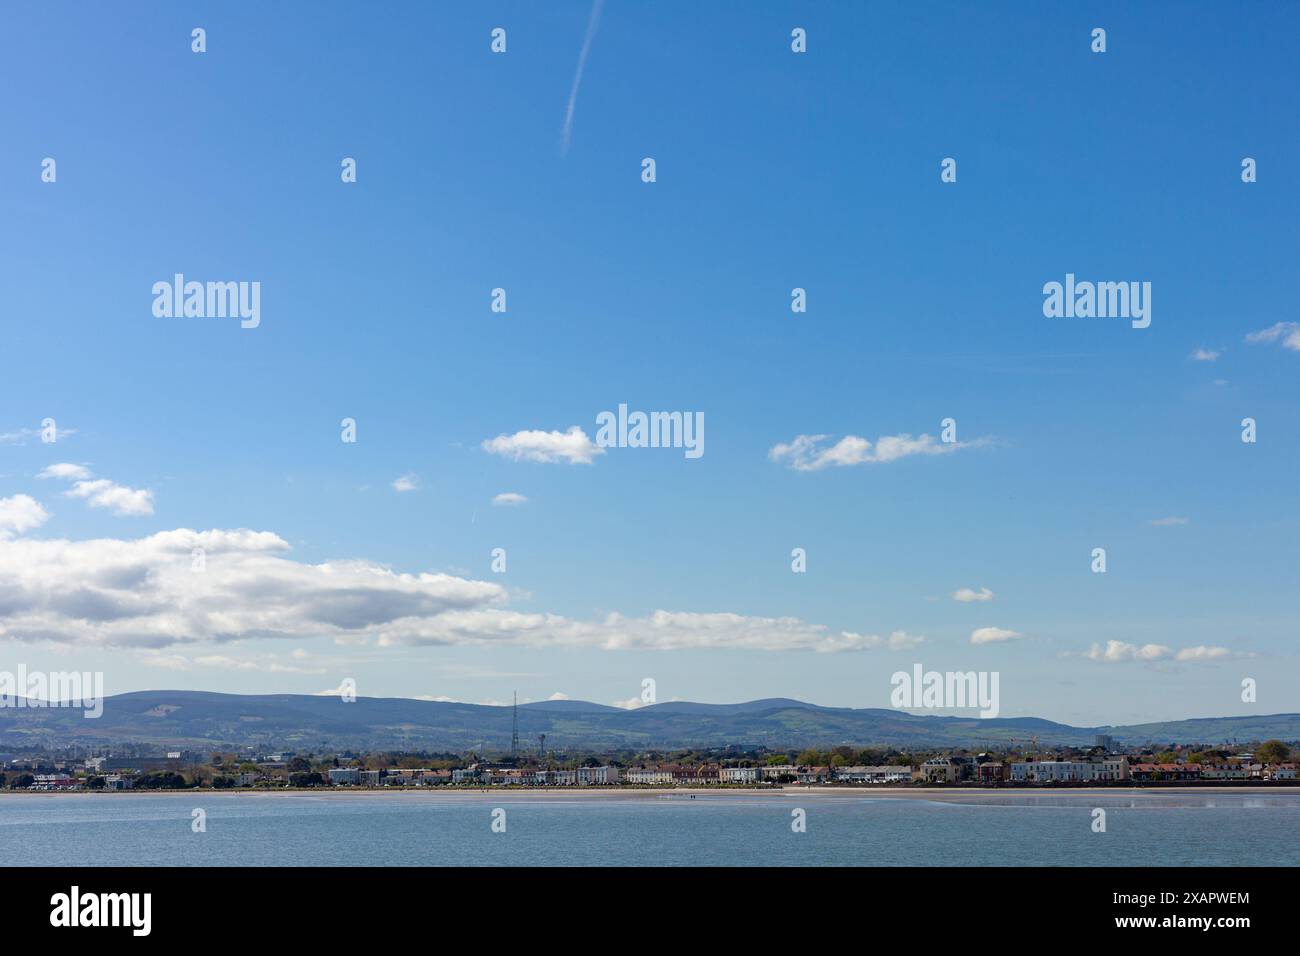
{"left": 3, "top": 736, "right": 1295, "bottom": 791}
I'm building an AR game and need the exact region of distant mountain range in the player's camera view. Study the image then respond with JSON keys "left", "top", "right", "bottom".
{"left": 1, "top": 691, "right": 1296, "bottom": 752}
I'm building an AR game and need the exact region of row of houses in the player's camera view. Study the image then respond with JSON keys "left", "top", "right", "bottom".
{"left": 324, "top": 764, "right": 917, "bottom": 787}
{"left": 1128, "top": 762, "right": 1296, "bottom": 782}
{"left": 606, "top": 764, "right": 913, "bottom": 785}
{"left": 325, "top": 759, "right": 1299, "bottom": 788}
{"left": 21, "top": 772, "right": 159, "bottom": 790}
{"left": 327, "top": 765, "right": 623, "bottom": 787}
{"left": 11, "top": 759, "right": 1297, "bottom": 790}
{"left": 991, "top": 758, "right": 1297, "bottom": 784}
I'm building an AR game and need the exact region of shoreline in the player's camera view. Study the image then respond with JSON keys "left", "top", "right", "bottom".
{"left": 3, "top": 784, "right": 1296, "bottom": 798}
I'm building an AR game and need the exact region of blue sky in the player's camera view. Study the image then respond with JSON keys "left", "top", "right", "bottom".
{"left": 1, "top": 2, "right": 1296, "bottom": 726}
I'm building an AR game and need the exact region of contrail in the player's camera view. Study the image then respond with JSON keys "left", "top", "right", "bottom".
{"left": 561, "top": 0, "right": 604, "bottom": 157}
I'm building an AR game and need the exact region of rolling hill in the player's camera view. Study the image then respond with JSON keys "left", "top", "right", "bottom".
{"left": 1, "top": 690, "right": 1296, "bottom": 752}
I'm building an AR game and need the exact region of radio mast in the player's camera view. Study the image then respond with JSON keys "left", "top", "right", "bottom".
{"left": 511, "top": 691, "right": 520, "bottom": 756}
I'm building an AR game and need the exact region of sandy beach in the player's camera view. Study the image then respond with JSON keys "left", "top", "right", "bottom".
{"left": 4, "top": 785, "right": 1296, "bottom": 799}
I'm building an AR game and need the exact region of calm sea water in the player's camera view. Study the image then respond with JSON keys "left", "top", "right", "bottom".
{"left": 4, "top": 791, "right": 1297, "bottom": 866}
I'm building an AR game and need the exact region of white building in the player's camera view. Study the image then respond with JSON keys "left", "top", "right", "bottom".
{"left": 719, "top": 767, "right": 761, "bottom": 784}
{"left": 834, "top": 765, "right": 912, "bottom": 784}
{"left": 576, "top": 766, "right": 620, "bottom": 786}
{"left": 1201, "top": 765, "right": 1248, "bottom": 780}
{"left": 624, "top": 768, "right": 674, "bottom": 785}
{"left": 1098, "top": 756, "right": 1129, "bottom": 781}
{"left": 922, "top": 757, "right": 960, "bottom": 783}
{"left": 328, "top": 768, "right": 362, "bottom": 785}
{"left": 538, "top": 769, "right": 578, "bottom": 786}
{"left": 1011, "top": 760, "right": 1095, "bottom": 783}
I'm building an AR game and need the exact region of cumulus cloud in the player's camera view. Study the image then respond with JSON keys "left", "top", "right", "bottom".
{"left": 492, "top": 492, "right": 527, "bottom": 506}
{"left": 1245, "top": 322, "right": 1300, "bottom": 351}
{"left": 1189, "top": 347, "right": 1221, "bottom": 361}
{"left": 953, "top": 586, "right": 994, "bottom": 603}
{"left": 1174, "top": 645, "right": 1232, "bottom": 662}
{"left": 0, "top": 495, "right": 50, "bottom": 538}
{"left": 482, "top": 427, "right": 603, "bottom": 464}
{"left": 0, "top": 527, "right": 929, "bottom": 655}
{"left": 38, "top": 463, "right": 154, "bottom": 516}
{"left": 66, "top": 479, "right": 154, "bottom": 516}
{"left": 1085, "top": 640, "right": 1172, "bottom": 662}
{"left": 768, "top": 432, "right": 984, "bottom": 471}
{"left": 392, "top": 473, "right": 419, "bottom": 493}
{"left": 970, "top": 626, "right": 1023, "bottom": 645}
{"left": 1083, "top": 640, "right": 1231, "bottom": 663}
{"left": 38, "top": 463, "right": 91, "bottom": 480}
{"left": 0, "top": 528, "right": 504, "bottom": 649}
{"left": 380, "top": 613, "right": 926, "bottom": 654}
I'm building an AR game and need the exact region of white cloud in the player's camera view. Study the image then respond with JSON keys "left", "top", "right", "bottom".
{"left": 492, "top": 492, "right": 527, "bottom": 506}
{"left": 0, "top": 528, "right": 503, "bottom": 649}
{"left": 0, "top": 526, "right": 927, "bottom": 655}
{"left": 1245, "top": 322, "right": 1300, "bottom": 351}
{"left": 142, "top": 652, "right": 324, "bottom": 675}
{"left": 953, "top": 586, "right": 994, "bottom": 603}
{"left": 392, "top": 473, "right": 419, "bottom": 493}
{"left": 882, "top": 630, "right": 927, "bottom": 650}
{"left": 66, "top": 479, "right": 154, "bottom": 516}
{"left": 38, "top": 463, "right": 91, "bottom": 480}
{"left": 38, "top": 463, "right": 154, "bottom": 516}
{"left": 483, "top": 427, "right": 602, "bottom": 464}
{"left": 1, "top": 425, "right": 77, "bottom": 446}
{"left": 1189, "top": 347, "right": 1221, "bottom": 362}
{"left": 384, "top": 614, "right": 927, "bottom": 654}
{"left": 1147, "top": 516, "right": 1189, "bottom": 526}
{"left": 611, "top": 696, "right": 646, "bottom": 710}
{"left": 547, "top": 692, "right": 570, "bottom": 701}
{"left": 970, "top": 626, "right": 1023, "bottom": 645}
{"left": 1083, "top": 640, "right": 1186, "bottom": 663}
{"left": 0, "top": 495, "right": 50, "bottom": 539}
{"left": 1084, "top": 641, "right": 1232, "bottom": 664}
{"left": 769, "top": 432, "right": 984, "bottom": 471}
